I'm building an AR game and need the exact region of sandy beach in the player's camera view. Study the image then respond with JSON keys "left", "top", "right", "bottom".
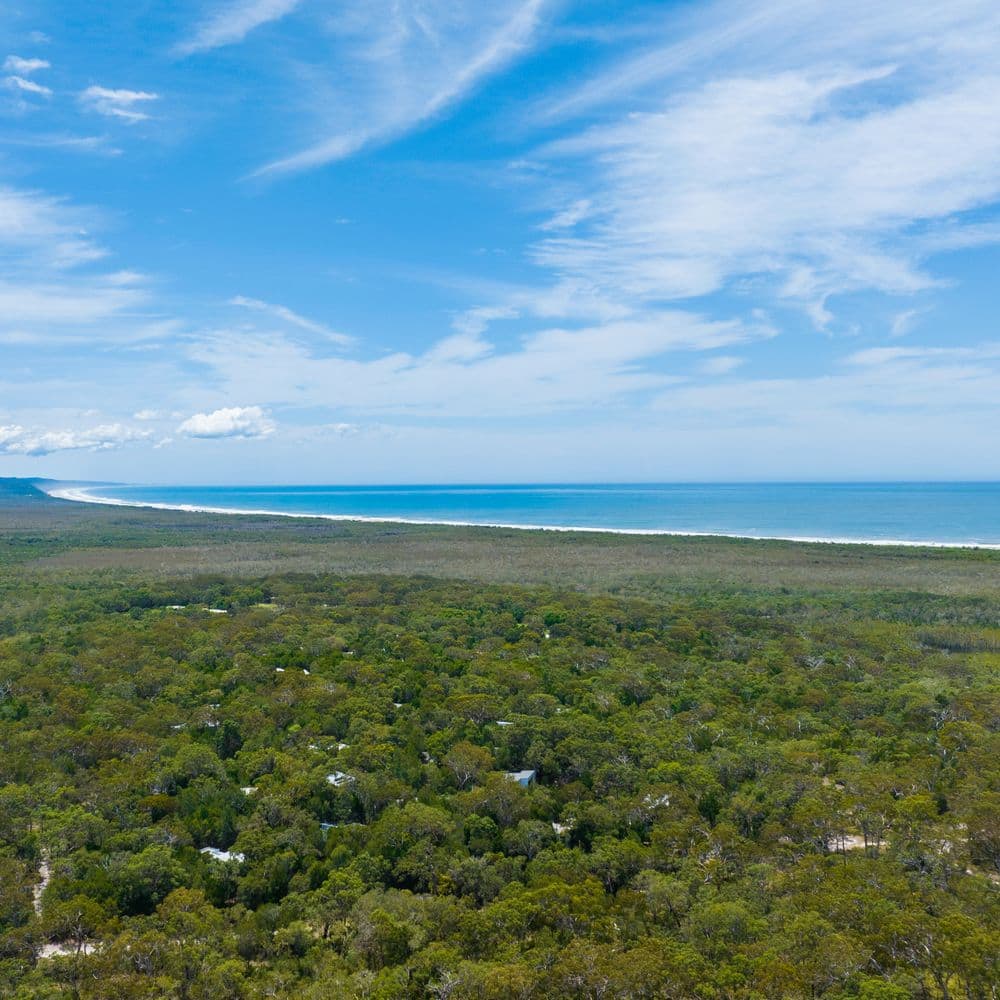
{"left": 43, "top": 484, "right": 1000, "bottom": 551}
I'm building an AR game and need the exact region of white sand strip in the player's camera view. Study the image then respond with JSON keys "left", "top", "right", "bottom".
{"left": 41, "top": 484, "right": 1000, "bottom": 550}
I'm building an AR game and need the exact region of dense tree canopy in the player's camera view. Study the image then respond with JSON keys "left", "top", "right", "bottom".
{"left": 0, "top": 497, "right": 997, "bottom": 997}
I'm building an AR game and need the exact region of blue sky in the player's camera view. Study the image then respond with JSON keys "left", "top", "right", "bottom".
{"left": 2, "top": 0, "right": 999, "bottom": 483}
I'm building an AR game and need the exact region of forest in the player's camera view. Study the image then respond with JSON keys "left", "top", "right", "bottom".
{"left": 0, "top": 482, "right": 997, "bottom": 998}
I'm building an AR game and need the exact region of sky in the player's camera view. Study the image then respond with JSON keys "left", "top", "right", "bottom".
{"left": 1, "top": 0, "right": 1000, "bottom": 484}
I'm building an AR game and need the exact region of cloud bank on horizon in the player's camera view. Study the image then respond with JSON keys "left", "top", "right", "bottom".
{"left": 1, "top": 0, "right": 1000, "bottom": 482}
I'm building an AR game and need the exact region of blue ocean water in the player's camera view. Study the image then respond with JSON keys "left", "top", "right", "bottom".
{"left": 65, "top": 482, "right": 1000, "bottom": 546}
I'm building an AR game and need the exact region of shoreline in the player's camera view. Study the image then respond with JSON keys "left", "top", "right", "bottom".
{"left": 42, "top": 485, "right": 1000, "bottom": 551}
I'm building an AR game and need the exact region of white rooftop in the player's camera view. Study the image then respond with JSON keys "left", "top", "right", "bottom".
{"left": 505, "top": 769, "right": 536, "bottom": 787}
{"left": 200, "top": 846, "right": 245, "bottom": 863}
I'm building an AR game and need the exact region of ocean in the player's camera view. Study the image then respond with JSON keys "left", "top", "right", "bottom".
{"left": 49, "top": 482, "right": 1000, "bottom": 547}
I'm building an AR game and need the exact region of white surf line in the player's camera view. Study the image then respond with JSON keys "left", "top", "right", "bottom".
{"left": 42, "top": 484, "right": 1000, "bottom": 551}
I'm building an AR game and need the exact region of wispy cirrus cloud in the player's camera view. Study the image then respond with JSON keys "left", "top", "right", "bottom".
{"left": 415, "top": 0, "right": 1000, "bottom": 394}
{"left": 0, "top": 185, "right": 151, "bottom": 341}
{"left": 534, "top": 0, "right": 1000, "bottom": 125}
{"left": 843, "top": 344, "right": 1000, "bottom": 369}
{"left": 0, "top": 133, "right": 120, "bottom": 155}
{"left": 79, "top": 85, "right": 159, "bottom": 122}
{"left": 3, "top": 56, "right": 50, "bottom": 74}
{"left": 652, "top": 343, "right": 1000, "bottom": 428}
{"left": 3, "top": 55, "right": 53, "bottom": 105}
{"left": 176, "top": 0, "right": 550, "bottom": 174}
{"left": 254, "top": 0, "right": 547, "bottom": 176}
{"left": 0, "top": 186, "right": 105, "bottom": 268}
{"left": 0, "top": 55, "right": 52, "bottom": 107}
{"left": 700, "top": 355, "right": 744, "bottom": 376}
{"left": 229, "top": 295, "right": 353, "bottom": 345}
{"left": 0, "top": 279, "right": 147, "bottom": 325}
{"left": 524, "top": 0, "right": 1000, "bottom": 328}
{"left": 175, "top": 0, "right": 304, "bottom": 56}
{"left": 4, "top": 75, "right": 52, "bottom": 96}
{"left": 186, "top": 309, "right": 768, "bottom": 419}
{"left": 538, "top": 199, "right": 592, "bottom": 232}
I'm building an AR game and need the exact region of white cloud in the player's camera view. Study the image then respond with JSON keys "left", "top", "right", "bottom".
{"left": 185, "top": 309, "right": 769, "bottom": 419}
{"left": 652, "top": 343, "right": 1000, "bottom": 425}
{"left": 4, "top": 75, "right": 51, "bottom": 96}
{"left": 843, "top": 344, "right": 1000, "bottom": 368}
{"left": 536, "top": 68, "right": 1000, "bottom": 311}
{"left": 79, "top": 86, "right": 159, "bottom": 122}
{"left": 535, "top": 0, "right": 1000, "bottom": 125}
{"left": 451, "top": 305, "right": 519, "bottom": 338}
{"left": 0, "top": 423, "right": 149, "bottom": 456}
{"left": 442, "top": 277, "right": 632, "bottom": 343}
{"left": 0, "top": 186, "right": 105, "bottom": 268}
{"left": 526, "top": 0, "right": 1000, "bottom": 327}
{"left": 178, "top": 405, "right": 276, "bottom": 439}
{"left": 229, "top": 295, "right": 352, "bottom": 345}
{"left": 0, "top": 186, "right": 153, "bottom": 345}
{"left": 3, "top": 56, "right": 50, "bottom": 74}
{"left": 424, "top": 332, "right": 493, "bottom": 364}
{"left": 700, "top": 355, "right": 744, "bottom": 375}
{"left": 176, "top": 0, "right": 303, "bottom": 56}
{"left": 0, "top": 133, "right": 121, "bottom": 155}
{"left": 255, "top": 0, "right": 547, "bottom": 175}
{"left": 538, "top": 199, "right": 592, "bottom": 232}
{"left": 890, "top": 308, "right": 923, "bottom": 338}
{"left": 0, "top": 279, "right": 145, "bottom": 325}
